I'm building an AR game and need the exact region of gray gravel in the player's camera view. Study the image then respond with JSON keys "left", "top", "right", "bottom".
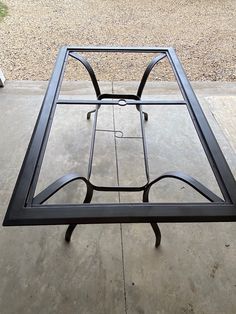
{"left": 0, "top": 0, "right": 235, "bottom": 81}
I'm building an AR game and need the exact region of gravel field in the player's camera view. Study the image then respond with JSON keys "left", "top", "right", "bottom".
{"left": 0, "top": 0, "right": 235, "bottom": 81}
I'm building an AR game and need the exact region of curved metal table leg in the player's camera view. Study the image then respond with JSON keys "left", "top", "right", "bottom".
{"left": 150, "top": 222, "right": 161, "bottom": 248}
{"left": 65, "top": 224, "right": 77, "bottom": 242}
{"left": 65, "top": 180, "right": 93, "bottom": 243}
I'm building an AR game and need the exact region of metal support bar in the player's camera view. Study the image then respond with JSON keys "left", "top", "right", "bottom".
{"left": 57, "top": 99, "right": 187, "bottom": 105}
{"left": 33, "top": 171, "right": 222, "bottom": 204}
{"left": 86, "top": 93, "right": 150, "bottom": 184}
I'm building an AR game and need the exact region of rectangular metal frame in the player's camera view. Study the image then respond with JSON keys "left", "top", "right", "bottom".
{"left": 3, "top": 46, "right": 236, "bottom": 226}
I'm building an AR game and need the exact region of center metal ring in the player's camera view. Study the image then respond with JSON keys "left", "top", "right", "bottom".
{"left": 118, "top": 99, "right": 127, "bottom": 106}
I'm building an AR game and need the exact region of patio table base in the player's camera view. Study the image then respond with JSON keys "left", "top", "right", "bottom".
{"left": 3, "top": 47, "right": 236, "bottom": 250}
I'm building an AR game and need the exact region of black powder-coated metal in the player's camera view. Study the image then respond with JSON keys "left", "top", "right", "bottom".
{"left": 2, "top": 47, "right": 236, "bottom": 245}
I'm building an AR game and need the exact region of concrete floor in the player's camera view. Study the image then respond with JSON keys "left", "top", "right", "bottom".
{"left": 0, "top": 80, "right": 236, "bottom": 313}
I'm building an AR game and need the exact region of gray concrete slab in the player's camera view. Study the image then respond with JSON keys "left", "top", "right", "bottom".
{"left": 206, "top": 96, "right": 236, "bottom": 153}
{"left": 113, "top": 81, "right": 236, "bottom": 314}
{"left": 0, "top": 80, "right": 236, "bottom": 314}
{"left": 0, "top": 81, "right": 125, "bottom": 314}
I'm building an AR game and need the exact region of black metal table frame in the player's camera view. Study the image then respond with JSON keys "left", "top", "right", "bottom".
{"left": 3, "top": 47, "right": 236, "bottom": 247}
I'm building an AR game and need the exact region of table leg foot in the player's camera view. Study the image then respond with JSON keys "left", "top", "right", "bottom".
{"left": 136, "top": 104, "right": 148, "bottom": 121}
{"left": 150, "top": 223, "right": 161, "bottom": 248}
{"left": 87, "top": 109, "right": 96, "bottom": 120}
{"left": 143, "top": 111, "right": 148, "bottom": 121}
{"left": 65, "top": 224, "right": 77, "bottom": 242}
